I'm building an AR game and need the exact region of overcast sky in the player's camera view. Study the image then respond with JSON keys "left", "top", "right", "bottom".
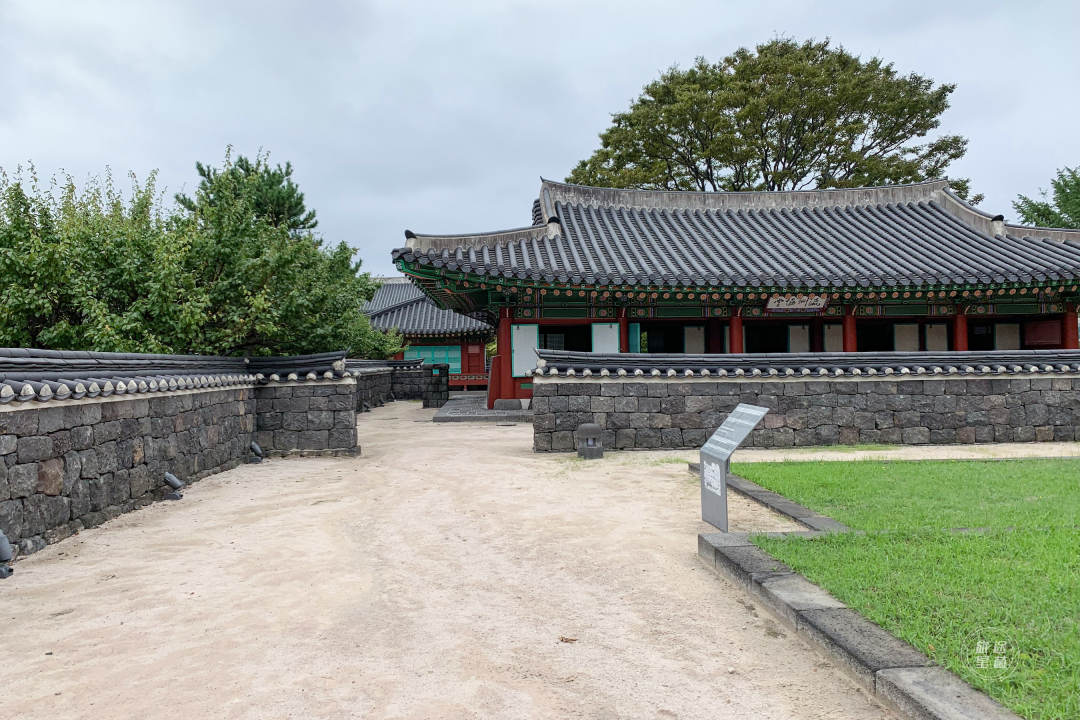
{"left": 2, "top": 0, "right": 1077, "bottom": 276}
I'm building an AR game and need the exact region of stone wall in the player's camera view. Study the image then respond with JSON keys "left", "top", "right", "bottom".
{"left": 0, "top": 387, "right": 255, "bottom": 557}
{"left": 254, "top": 380, "right": 358, "bottom": 456}
{"left": 532, "top": 376, "right": 1080, "bottom": 452}
{"left": 354, "top": 368, "right": 392, "bottom": 411}
{"left": 390, "top": 364, "right": 450, "bottom": 408}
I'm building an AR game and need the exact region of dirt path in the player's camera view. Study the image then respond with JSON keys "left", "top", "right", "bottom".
{"left": 0, "top": 401, "right": 889, "bottom": 719}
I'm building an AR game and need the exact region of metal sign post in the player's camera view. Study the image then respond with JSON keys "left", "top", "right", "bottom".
{"left": 700, "top": 404, "right": 769, "bottom": 532}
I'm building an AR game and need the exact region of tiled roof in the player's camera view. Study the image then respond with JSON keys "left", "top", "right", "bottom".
{"left": 364, "top": 278, "right": 493, "bottom": 337}
{"left": 394, "top": 180, "right": 1080, "bottom": 289}
{"left": 0, "top": 349, "right": 354, "bottom": 404}
{"left": 532, "top": 349, "right": 1080, "bottom": 379}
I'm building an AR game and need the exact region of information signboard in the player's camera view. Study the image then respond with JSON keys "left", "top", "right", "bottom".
{"left": 700, "top": 404, "right": 769, "bottom": 532}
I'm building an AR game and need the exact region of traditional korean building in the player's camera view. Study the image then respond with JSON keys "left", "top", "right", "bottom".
{"left": 391, "top": 179, "right": 1080, "bottom": 405}
{"left": 363, "top": 277, "right": 494, "bottom": 390}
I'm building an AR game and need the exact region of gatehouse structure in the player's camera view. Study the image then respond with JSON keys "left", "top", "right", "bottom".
{"left": 364, "top": 277, "right": 494, "bottom": 391}
{"left": 391, "top": 179, "right": 1080, "bottom": 407}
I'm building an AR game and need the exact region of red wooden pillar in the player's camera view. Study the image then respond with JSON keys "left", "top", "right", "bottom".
{"left": 618, "top": 308, "right": 629, "bottom": 352}
{"left": 729, "top": 315, "right": 744, "bottom": 353}
{"left": 498, "top": 306, "right": 514, "bottom": 401}
{"left": 1064, "top": 305, "right": 1079, "bottom": 349}
{"left": 842, "top": 311, "right": 857, "bottom": 352}
{"left": 953, "top": 311, "right": 968, "bottom": 351}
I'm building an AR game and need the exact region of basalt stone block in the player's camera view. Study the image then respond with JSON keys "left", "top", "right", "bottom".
{"left": 771, "top": 428, "right": 796, "bottom": 447}
{"left": 660, "top": 396, "right": 685, "bottom": 414}
{"left": 901, "top": 427, "right": 930, "bottom": 445}
{"left": 550, "top": 431, "right": 575, "bottom": 452}
{"left": 9, "top": 464, "right": 38, "bottom": 499}
{"left": 568, "top": 395, "right": 591, "bottom": 412}
{"left": 647, "top": 384, "right": 668, "bottom": 398}
{"left": 298, "top": 430, "right": 328, "bottom": 451}
{"left": 307, "top": 396, "right": 329, "bottom": 411}
{"left": 533, "top": 433, "right": 552, "bottom": 452}
{"left": 0, "top": 434, "right": 16, "bottom": 456}
{"left": 590, "top": 396, "right": 614, "bottom": 413}
{"left": 282, "top": 413, "right": 308, "bottom": 431}
{"left": 0, "top": 410, "right": 38, "bottom": 437}
{"left": 97, "top": 441, "right": 119, "bottom": 474}
{"left": 879, "top": 427, "right": 903, "bottom": 444}
{"left": 555, "top": 413, "right": 580, "bottom": 432}
{"left": 615, "top": 428, "right": 636, "bottom": 449}
{"left": 1030, "top": 378, "right": 1051, "bottom": 391}
{"left": 532, "top": 383, "right": 557, "bottom": 397}
{"left": 326, "top": 394, "right": 354, "bottom": 411}
{"left": 307, "top": 411, "right": 334, "bottom": 431}
{"left": 328, "top": 428, "right": 357, "bottom": 449}
{"left": 273, "top": 430, "right": 299, "bottom": 451}
{"left": 807, "top": 407, "right": 832, "bottom": 428}
{"left": 37, "top": 458, "right": 64, "bottom": 496}
{"left": 548, "top": 397, "right": 569, "bottom": 414}
{"left": 18, "top": 436, "right": 54, "bottom": 464}
{"left": 895, "top": 411, "right": 921, "bottom": 428}
{"left": 0, "top": 498, "right": 23, "bottom": 540}
{"left": 975, "top": 425, "right": 995, "bottom": 442}
{"left": 89, "top": 475, "right": 111, "bottom": 511}
{"left": 637, "top": 397, "right": 661, "bottom": 413}
{"left": 671, "top": 413, "right": 701, "bottom": 429}
{"left": 885, "top": 395, "right": 911, "bottom": 411}
{"left": 648, "top": 413, "right": 672, "bottom": 429}
{"left": 807, "top": 393, "right": 834, "bottom": 408}
{"left": 600, "top": 383, "right": 622, "bottom": 397}
{"left": 636, "top": 428, "right": 662, "bottom": 448}
{"left": 613, "top": 396, "right": 638, "bottom": 413}
{"left": 660, "top": 428, "right": 683, "bottom": 448}
{"left": 108, "top": 470, "right": 131, "bottom": 506}
{"left": 333, "top": 411, "right": 355, "bottom": 429}
{"left": 929, "top": 429, "right": 956, "bottom": 444}
{"left": 838, "top": 427, "right": 860, "bottom": 445}
{"left": 22, "top": 494, "right": 70, "bottom": 538}
{"left": 532, "top": 413, "right": 555, "bottom": 432}
{"left": 682, "top": 428, "right": 707, "bottom": 447}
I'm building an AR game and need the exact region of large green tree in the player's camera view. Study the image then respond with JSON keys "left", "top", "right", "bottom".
{"left": 1013, "top": 166, "right": 1080, "bottom": 228}
{"left": 568, "top": 38, "right": 982, "bottom": 202}
{"left": 0, "top": 153, "right": 401, "bottom": 358}
{"left": 176, "top": 154, "right": 318, "bottom": 233}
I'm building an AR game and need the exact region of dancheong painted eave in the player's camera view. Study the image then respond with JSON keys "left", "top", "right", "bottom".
{"left": 391, "top": 179, "right": 1080, "bottom": 315}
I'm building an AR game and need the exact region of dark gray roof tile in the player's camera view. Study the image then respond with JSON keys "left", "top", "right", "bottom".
{"left": 393, "top": 180, "right": 1080, "bottom": 289}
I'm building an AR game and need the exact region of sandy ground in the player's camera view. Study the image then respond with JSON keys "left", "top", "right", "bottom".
{"left": 0, "top": 401, "right": 893, "bottom": 720}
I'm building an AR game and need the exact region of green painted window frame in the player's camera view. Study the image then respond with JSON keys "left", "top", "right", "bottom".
{"left": 404, "top": 345, "right": 462, "bottom": 373}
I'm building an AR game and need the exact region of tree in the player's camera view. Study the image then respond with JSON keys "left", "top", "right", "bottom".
{"left": 568, "top": 38, "right": 982, "bottom": 202}
{"left": 0, "top": 152, "right": 401, "bottom": 358}
{"left": 176, "top": 153, "right": 318, "bottom": 233}
{"left": 1013, "top": 167, "right": 1080, "bottom": 228}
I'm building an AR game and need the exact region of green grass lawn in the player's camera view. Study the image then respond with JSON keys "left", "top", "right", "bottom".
{"left": 736, "top": 459, "right": 1080, "bottom": 720}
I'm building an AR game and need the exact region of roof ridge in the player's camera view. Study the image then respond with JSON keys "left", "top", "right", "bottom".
{"left": 538, "top": 178, "right": 953, "bottom": 214}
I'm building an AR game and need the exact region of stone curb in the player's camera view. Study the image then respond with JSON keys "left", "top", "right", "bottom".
{"left": 688, "top": 463, "right": 853, "bottom": 532}
{"left": 698, "top": 533, "right": 1021, "bottom": 720}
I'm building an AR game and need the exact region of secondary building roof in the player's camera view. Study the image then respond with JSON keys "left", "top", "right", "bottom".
{"left": 392, "top": 179, "right": 1080, "bottom": 313}
{"left": 364, "top": 278, "right": 493, "bottom": 338}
